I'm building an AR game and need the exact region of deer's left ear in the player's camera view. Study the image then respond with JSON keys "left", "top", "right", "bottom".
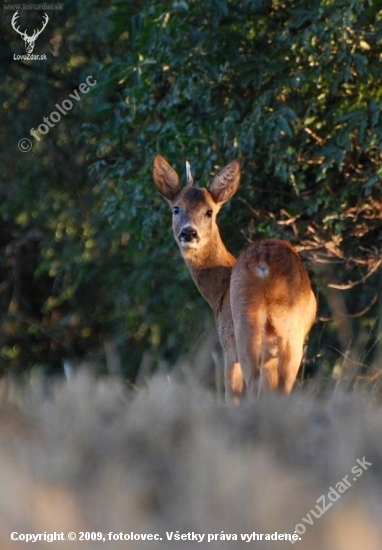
{"left": 153, "top": 154, "right": 181, "bottom": 201}
{"left": 209, "top": 160, "right": 241, "bottom": 204}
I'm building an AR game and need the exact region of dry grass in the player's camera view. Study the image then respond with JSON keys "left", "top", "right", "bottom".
{"left": 0, "top": 368, "right": 382, "bottom": 549}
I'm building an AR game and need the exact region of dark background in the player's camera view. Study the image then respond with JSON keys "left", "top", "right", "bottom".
{"left": 1, "top": 0, "right": 381, "bottom": 382}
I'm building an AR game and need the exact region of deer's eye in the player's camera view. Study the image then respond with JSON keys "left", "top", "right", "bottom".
{"left": 173, "top": 206, "right": 180, "bottom": 215}
{"left": 206, "top": 209, "right": 213, "bottom": 218}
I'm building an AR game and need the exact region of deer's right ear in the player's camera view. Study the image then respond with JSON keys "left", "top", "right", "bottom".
{"left": 209, "top": 160, "right": 241, "bottom": 204}
{"left": 153, "top": 154, "right": 181, "bottom": 201}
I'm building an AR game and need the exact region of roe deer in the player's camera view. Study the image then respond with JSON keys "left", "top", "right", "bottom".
{"left": 153, "top": 154, "right": 316, "bottom": 400}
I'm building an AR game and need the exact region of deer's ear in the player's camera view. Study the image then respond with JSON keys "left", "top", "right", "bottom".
{"left": 153, "top": 155, "right": 181, "bottom": 201}
{"left": 209, "top": 160, "right": 241, "bottom": 204}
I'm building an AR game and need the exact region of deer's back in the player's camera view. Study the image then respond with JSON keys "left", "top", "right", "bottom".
{"left": 230, "top": 239, "right": 316, "bottom": 334}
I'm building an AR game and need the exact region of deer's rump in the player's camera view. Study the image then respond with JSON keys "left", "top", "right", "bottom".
{"left": 229, "top": 239, "right": 316, "bottom": 393}
{"left": 231, "top": 238, "right": 312, "bottom": 303}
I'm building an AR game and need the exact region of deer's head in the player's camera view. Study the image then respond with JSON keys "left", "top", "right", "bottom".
{"left": 153, "top": 154, "right": 240, "bottom": 253}
{"left": 11, "top": 11, "right": 49, "bottom": 54}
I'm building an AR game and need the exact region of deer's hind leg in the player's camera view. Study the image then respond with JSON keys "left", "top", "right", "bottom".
{"left": 232, "top": 311, "right": 280, "bottom": 398}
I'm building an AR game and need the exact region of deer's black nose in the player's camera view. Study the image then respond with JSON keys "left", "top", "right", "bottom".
{"left": 180, "top": 227, "right": 198, "bottom": 242}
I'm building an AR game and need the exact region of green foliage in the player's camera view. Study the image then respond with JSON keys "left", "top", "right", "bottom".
{"left": 1, "top": 0, "right": 381, "bottom": 376}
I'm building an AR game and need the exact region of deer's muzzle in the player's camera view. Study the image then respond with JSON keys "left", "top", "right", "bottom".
{"left": 179, "top": 226, "right": 199, "bottom": 247}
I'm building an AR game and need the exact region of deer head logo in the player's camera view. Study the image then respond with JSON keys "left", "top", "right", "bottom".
{"left": 11, "top": 11, "right": 49, "bottom": 54}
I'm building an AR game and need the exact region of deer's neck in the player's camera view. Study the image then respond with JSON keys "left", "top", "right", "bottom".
{"left": 180, "top": 232, "right": 236, "bottom": 312}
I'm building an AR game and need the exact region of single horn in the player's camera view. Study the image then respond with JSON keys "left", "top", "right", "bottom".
{"left": 185, "top": 161, "right": 193, "bottom": 186}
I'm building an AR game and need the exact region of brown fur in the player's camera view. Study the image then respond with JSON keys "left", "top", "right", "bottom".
{"left": 153, "top": 155, "right": 316, "bottom": 400}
